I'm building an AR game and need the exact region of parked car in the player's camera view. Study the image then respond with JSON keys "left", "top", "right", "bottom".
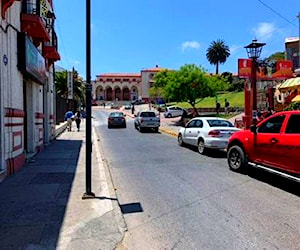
{"left": 164, "top": 106, "right": 187, "bottom": 118}
{"left": 110, "top": 102, "right": 119, "bottom": 109}
{"left": 131, "top": 99, "right": 146, "bottom": 105}
{"left": 124, "top": 103, "right": 131, "bottom": 110}
{"left": 178, "top": 117, "right": 240, "bottom": 154}
{"left": 227, "top": 111, "right": 300, "bottom": 179}
{"left": 134, "top": 110, "right": 160, "bottom": 132}
{"left": 108, "top": 112, "right": 126, "bottom": 128}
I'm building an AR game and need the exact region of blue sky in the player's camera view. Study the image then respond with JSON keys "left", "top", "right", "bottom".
{"left": 54, "top": 0, "right": 299, "bottom": 79}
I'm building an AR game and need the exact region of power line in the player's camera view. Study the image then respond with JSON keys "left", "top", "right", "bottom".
{"left": 258, "top": 0, "right": 297, "bottom": 28}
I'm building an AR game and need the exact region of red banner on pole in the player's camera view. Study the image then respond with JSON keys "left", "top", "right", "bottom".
{"left": 238, "top": 59, "right": 293, "bottom": 80}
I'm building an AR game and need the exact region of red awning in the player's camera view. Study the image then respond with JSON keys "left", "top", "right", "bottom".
{"left": 2, "top": 0, "right": 20, "bottom": 19}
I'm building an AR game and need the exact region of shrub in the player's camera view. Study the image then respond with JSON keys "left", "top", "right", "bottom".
{"left": 284, "top": 102, "right": 300, "bottom": 111}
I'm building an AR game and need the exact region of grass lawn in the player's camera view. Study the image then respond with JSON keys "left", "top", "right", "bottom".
{"left": 167, "top": 91, "right": 244, "bottom": 109}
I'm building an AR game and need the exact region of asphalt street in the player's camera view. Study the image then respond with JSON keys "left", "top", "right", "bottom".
{"left": 93, "top": 108, "right": 300, "bottom": 250}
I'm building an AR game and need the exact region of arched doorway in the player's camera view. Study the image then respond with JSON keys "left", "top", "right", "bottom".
{"left": 131, "top": 87, "right": 138, "bottom": 101}
{"left": 123, "top": 87, "right": 130, "bottom": 101}
{"left": 96, "top": 86, "right": 104, "bottom": 100}
{"left": 106, "top": 87, "right": 113, "bottom": 101}
{"left": 114, "top": 87, "right": 121, "bottom": 101}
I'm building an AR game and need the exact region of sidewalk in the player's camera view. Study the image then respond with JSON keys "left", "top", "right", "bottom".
{"left": 0, "top": 120, "right": 125, "bottom": 250}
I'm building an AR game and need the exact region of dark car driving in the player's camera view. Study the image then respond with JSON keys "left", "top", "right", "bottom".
{"left": 108, "top": 112, "right": 126, "bottom": 128}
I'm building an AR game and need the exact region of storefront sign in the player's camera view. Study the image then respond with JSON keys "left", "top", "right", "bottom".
{"left": 67, "top": 71, "right": 73, "bottom": 99}
{"left": 17, "top": 32, "right": 46, "bottom": 84}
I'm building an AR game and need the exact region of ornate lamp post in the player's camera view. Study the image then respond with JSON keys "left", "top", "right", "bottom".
{"left": 244, "top": 39, "right": 265, "bottom": 128}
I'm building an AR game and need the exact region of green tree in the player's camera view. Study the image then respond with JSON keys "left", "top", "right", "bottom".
{"left": 266, "top": 52, "right": 285, "bottom": 61}
{"left": 206, "top": 39, "right": 230, "bottom": 75}
{"left": 55, "top": 69, "right": 86, "bottom": 106}
{"left": 153, "top": 64, "right": 215, "bottom": 115}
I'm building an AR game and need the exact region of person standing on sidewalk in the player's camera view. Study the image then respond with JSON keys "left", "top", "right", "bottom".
{"left": 224, "top": 99, "right": 230, "bottom": 114}
{"left": 74, "top": 110, "right": 82, "bottom": 131}
{"left": 65, "top": 110, "right": 74, "bottom": 131}
{"left": 216, "top": 101, "right": 221, "bottom": 115}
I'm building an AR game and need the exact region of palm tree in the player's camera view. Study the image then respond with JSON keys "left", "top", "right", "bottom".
{"left": 206, "top": 39, "right": 230, "bottom": 75}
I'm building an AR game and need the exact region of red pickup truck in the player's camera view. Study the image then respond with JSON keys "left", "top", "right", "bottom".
{"left": 227, "top": 111, "right": 300, "bottom": 181}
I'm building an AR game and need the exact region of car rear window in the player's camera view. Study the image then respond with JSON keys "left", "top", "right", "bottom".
{"left": 141, "top": 112, "right": 156, "bottom": 117}
{"left": 207, "top": 119, "right": 234, "bottom": 127}
{"left": 110, "top": 113, "right": 123, "bottom": 117}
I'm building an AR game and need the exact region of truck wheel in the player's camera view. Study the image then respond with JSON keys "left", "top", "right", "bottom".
{"left": 198, "top": 139, "right": 205, "bottom": 154}
{"left": 178, "top": 134, "right": 185, "bottom": 146}
{"left": 227, "top": 145, "right": 247, "bottom": 171}
{"left": 154, "top": 127, "right": 159, "bottom": 133}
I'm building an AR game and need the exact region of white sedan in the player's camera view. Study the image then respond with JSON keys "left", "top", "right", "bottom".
{"left": 177, "top": 117, "right": 240, "bottom": 154}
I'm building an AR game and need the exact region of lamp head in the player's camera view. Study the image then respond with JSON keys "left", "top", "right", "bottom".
{"left": 244, "top": 39, "right": 266, "bottom": 59}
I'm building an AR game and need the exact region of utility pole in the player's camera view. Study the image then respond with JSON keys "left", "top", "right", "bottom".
{"left": 82, "top": 0, "right": 95, "bottom": 199}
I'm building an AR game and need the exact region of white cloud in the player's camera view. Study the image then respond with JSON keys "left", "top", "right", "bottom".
{"left": 252, "top": 22, "right": 276, "bottom": 40}
{"left": 181, "top": 41, "right": 200, "bottom": 52}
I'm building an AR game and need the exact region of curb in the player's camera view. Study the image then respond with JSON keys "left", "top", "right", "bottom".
{"left": 159, "top": 127, "right": 178, "bottom": 137}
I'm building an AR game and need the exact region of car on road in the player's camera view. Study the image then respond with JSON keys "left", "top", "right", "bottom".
{"left": 108, "top": 112, "right": 126, "bottom": 128}
{"left": 227, "top": 110, "right": 300, "bottom": 179}
{"left": 124, "top": 103, "right": 131, "bottom": 110}
{"left": 134, "top": 110, "right": 160, "bottom": 132}
{"left": 164, "top": 106, "right": 187, "bottom": 118}
{"left": 178, "top": 117, "right": 240, "bottom": 154}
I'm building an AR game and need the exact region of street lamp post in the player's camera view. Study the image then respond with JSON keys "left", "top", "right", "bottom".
{"left": 82, "top": 0, "right": 95, "bottom": 199}
{"left": 244, "top": 39, "right": 265, "bottom": 128}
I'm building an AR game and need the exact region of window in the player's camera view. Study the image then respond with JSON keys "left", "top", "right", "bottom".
{"left": 207, "top": 119, "right": 234, "bottom": 127}
{"left": 141, "top": 112, "right": 156, "bottom": 117}
{"left": 258, "top": 115, "right": 285, "bottom": 133}
{"left": 187, "top": 120, "right": 197, "bottom": 128}
{"left": 195, "top": 120, "right": 203, "bottom": 128}
{"left": 285, "top": 115, "right": 300, "bottom": 134}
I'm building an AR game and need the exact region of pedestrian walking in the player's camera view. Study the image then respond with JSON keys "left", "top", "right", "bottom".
{"left": 216, "top": 101, "right": 221, "bottom": 115}
{"left": 74, "top": 110, "right": 82, "bottom": 131}
{"left": 64, "top": 110, "right": 74, "bottom": 131}
{"left": 131, "top": 104, "right": 135, "bottom": 115}
{"left": 265, "top": 107, "right": 274, "bottom": 118}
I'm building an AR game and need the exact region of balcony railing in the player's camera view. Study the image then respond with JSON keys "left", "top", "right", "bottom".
{"left": 44, "top": 28, "right": 58, "bottom": 49}
{"left": 22, "top": 1, "right": 41, "bottom": 15}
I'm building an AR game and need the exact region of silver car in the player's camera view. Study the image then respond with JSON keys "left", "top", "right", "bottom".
{"left": 164, "top": 106, "right": 187, "bottom": 118}
{"left": 177, "top": 117, "right": 240, "bottom": 154}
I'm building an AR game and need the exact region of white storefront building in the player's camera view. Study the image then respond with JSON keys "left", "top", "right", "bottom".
{"left": 0, "top": 0, "right": 60, "bottom": 181}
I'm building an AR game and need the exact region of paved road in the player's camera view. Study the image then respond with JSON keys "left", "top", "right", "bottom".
{"left": 93, "top": 108, "right": 300, "bottom": 250}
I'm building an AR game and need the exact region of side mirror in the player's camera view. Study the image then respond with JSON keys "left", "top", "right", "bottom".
{"left": 134, "top": 114, "right": 137, "bottom": 117}
{"left": 250, "top": 124, "right": 257, "bottom": 133}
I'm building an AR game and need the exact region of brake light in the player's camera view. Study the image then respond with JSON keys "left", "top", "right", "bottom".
{"left": 141, "top": 118, "right": 144, "bottom": 123}
{"left": 208, "top": 130, "right": 221, "bottom": 137}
